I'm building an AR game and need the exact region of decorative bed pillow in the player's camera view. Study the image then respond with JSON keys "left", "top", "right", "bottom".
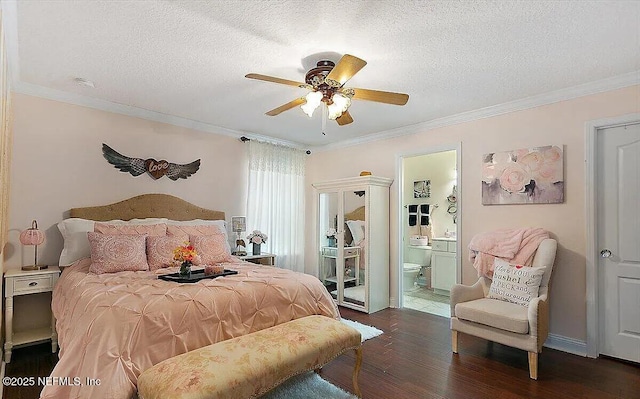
{"left": 167, "top": 221, "right": 231, "bottom": 253}
{"left": 146, "top": 235, "right": 189, "bottom": 271}
{"left": 488, "top": 259, "right": 546, "bottom": 307}
{"left": 95, "top": 223, "right": 167, "bottom": 236}
{"left": 167, "top": 224, "right": 222, "bottom": 236}
{"left": 346, "top": 220, "right": 365, "bottom": 246}
{"left": 87, "top": 232, "right": 149, "bottom": 274}
{"left": 189, "top": 234, "right": 234, "bottom": 265}
{"left": 58, "top": 218, "right": 98, "bottom": 266}
{"left": 58, "top": 218, "right": 169, "bottom": 266}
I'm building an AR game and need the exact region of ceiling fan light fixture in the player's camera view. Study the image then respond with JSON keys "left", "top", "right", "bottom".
{"left": 327, "top": 93, "right": 351, "bottom": 120}
{"left": 301, "top": 91, "right": 323, "bottom": 117}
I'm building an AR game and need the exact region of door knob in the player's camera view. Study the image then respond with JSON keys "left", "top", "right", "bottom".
{"left": 600, "top": 249, "right": 612, "bottom": 258}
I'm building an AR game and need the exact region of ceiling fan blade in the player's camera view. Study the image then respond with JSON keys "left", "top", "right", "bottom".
{"left": 325, "top": 54, "right": 367, "bottom": 87}
{"left": 336, "top": 110, "right": 354, "bottom": 126}
{"left": 245, "top": 73, "right": 307, "bottom": 88}
{"left": 265, "top": 98, "right": 306, "bottom": 116}
{"left": 351, "top": 88, "right": 409, "bottom": 105}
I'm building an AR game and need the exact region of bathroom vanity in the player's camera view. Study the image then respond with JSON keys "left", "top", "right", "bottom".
{"left": 431, "top": 237, "right": 457, "bottom": 295}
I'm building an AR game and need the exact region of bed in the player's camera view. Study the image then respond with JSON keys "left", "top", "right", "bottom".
{"left": 40, "top": 194, "right": 339, "bottom": 399}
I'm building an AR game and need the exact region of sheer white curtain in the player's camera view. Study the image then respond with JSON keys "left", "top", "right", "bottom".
{"left": 246, "top": 140, "right": 306, "bottom": 272}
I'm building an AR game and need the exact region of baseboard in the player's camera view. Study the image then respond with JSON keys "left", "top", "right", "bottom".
{"left": 544, "top": 333, "right": 587, "bottom": 356}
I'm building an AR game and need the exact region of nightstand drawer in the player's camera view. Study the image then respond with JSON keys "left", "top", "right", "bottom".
{"left": 13, "top": 276, "right": 53, "bottom": 294}
{"left": 344, "top": 248, "right": 359, "bottom": 257}
{"left": 322, "top": 247, "right": 338, "bottom": 257}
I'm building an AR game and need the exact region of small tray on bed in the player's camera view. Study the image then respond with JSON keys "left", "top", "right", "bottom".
{"left": 158, "top": 269, "right": 238, "bottom": 283}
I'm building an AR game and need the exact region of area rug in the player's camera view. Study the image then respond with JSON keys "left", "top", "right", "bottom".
{"left": 262, "top": 318, "right": 382, "bottom": 399}
{"left": 340, "top": 318, "right": 383, "bottom": 341}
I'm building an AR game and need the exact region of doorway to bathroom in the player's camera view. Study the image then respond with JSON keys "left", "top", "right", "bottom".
{"left": 397, "top": 145, "right": 460, "bottom": 317}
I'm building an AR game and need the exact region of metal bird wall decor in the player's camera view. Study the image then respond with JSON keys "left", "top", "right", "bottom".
{"left": 102, "top": 143, "right": 200, "bottom": 180}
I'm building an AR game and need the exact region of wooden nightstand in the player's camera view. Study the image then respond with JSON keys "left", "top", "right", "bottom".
{"left": 235, "top": 253, "right": 276, "bottom": 266}
{"left": 4, "top": 266, "right": 60, "bottom": 363}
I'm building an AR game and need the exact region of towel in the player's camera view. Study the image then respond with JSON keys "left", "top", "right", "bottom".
{"left": 468, "top": 228, "right": 549, "bottom": 278}
{"left": 418, "top": 203, "right": 430, "bottom": 226}
{"left": 408, "top": 205, "right": 418, "bottom": 226}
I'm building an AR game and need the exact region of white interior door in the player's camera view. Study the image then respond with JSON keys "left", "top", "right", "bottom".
{"left": 597, "top": 122, "right": 640, "bottom": 363}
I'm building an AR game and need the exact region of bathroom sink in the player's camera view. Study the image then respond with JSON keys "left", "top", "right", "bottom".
{"left": 409, "top": 236, "right": 429, "bottom": 246}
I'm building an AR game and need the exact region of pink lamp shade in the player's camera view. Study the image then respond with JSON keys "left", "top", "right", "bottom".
{"left": 19, "top": 220, "right": 47, "bottom": 270}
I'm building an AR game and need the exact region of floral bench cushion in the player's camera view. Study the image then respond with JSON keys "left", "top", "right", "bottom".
{"left": 137, "top": 315, "right": 362, "bottom": 399}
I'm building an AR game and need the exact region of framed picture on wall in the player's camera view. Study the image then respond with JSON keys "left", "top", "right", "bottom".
{"left": 414, "top": 180, "right": 431, "bottom": 198}
{"left": 482, "top": 144, "right": 564, "bottom": 204}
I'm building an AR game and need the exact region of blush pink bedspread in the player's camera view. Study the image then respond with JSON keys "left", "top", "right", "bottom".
{"left": 41, "top": 259, "right": 340, "bottom": 399}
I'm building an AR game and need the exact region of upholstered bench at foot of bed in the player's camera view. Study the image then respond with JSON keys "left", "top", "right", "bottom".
{"left": 137, "top": 315, "right": 363, "bottom": 399}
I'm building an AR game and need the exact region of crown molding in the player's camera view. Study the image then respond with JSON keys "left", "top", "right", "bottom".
{"left": 13, "top": 81, "right": 305, "bottom": 148}
{"left": 311, "top": 175, "right": 393, "bottom": 190}
{"left": 312, "top": 70, "right": 640, "bottom": 153}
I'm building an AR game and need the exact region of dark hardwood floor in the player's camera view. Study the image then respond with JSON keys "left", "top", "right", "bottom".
{"left": 4, "top": 307, "right": 640, "bottom": 399}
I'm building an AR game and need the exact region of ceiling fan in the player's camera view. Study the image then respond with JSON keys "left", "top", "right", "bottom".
{"left": 245, "top": 54, "right": 409, "bottom": 126}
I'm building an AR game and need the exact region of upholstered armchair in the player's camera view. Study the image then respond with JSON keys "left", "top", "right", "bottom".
{"left": 450, "top": 238, "right": 557, "bottom": 380}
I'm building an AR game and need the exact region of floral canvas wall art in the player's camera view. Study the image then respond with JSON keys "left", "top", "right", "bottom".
{"left": 482, "top": 145, "right": 563, "bottom": 204}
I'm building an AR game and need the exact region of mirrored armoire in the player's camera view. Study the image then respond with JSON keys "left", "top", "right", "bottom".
{"left": 312, "top": 175, "right": 392, "bottom": 313}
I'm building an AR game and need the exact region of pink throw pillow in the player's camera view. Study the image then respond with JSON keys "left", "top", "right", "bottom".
{"left": 167, "top": 225, "right": 223, "bottom": 236}
{"left": 146, "top": 235, "right": 189, "bottom": 271}
{"left": 95, "top": 223, "right": 167, "bottom": 236}
{"left": 189, "top": 234, "right": 233, "bottom": 265}
{"left": 87, "top": 232, "right": 149, "bottom": 274}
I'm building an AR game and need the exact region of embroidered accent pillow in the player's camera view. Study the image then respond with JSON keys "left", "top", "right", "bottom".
{"left": 189, "top": 234, "right": 234, "bottom": 265}
{"left": 488, "top": 259, "right": 546, "bottom": 307}
{"left": 87, "top": 232, "right": 149, "bottom": 274}
{"left": 167, "top": 224, "right": 223, "bottom": 236}
{"left": 167, "top": 223, "right": 233, "bottom": 255}
{"left": 95, "top": 223, "right": 167, "bottom": 236}
{"left": 146, "top": 235, "right": 189, "bottom": 271}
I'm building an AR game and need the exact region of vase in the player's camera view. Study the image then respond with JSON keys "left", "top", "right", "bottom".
{"left": 252, "top": 243, "right": 261, "bottom": 255}
{"left": 179, "top": 261, "right": 192, "bottom": 277}
{"left": 327, "top": 237, "right": 337, "bottom": 247}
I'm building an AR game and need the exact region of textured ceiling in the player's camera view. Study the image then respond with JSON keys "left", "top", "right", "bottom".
{"left": 9, "top": 0, "right": 640, "bottom": 147}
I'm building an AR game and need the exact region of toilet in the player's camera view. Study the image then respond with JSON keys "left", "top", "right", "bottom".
{"left": 403, "top": 263, "right": 422, "bottom": 291}
{"left": 403, "top": 245, "right": 432, "bottom": 291}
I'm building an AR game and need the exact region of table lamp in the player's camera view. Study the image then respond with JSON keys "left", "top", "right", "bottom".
{"left": 231, "top": 216, "right": 247, "bottom": 256}
{"left": 19, "top": 220, "right": 47, "bottom": 271}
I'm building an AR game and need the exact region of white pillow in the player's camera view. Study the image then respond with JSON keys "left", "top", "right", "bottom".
{"left": 58, "top": 218, "right": 96, "bottom": 266}
{"left": 346, "top": 220, "right": 365, "bottom": 246}
{"left": 488, "top": 258, "right": 546, "bottom": 307}
{"left": 57, "top": 217, "right": 170, "bottom": 266}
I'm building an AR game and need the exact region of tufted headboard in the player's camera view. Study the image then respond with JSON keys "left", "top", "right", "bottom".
{"left": 69, "top": 194, "right": 225, "bottom": 221}
{"left": 345, "top": 206, "right": 365, "bottom": 222}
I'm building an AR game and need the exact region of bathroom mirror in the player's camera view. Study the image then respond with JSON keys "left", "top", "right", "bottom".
{"left": 343, "top": 190, "right": 366, "bottom": 306}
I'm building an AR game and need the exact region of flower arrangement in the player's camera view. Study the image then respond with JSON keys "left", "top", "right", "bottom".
{"left": 325, "top": 228, "right": 338, "bottom": 247}
{"left": 173, "top": 243, "right": 197, "bottom": 276}
{"left": 247, "top": 230, "right": 268, "bottom": 245}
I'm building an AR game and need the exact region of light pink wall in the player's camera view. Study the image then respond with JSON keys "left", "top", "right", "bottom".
{"left": 4, "top": 93, "right": 248, "bottom": 271}
{"left": 306, "top": 85, "right": 640, "bottom": 341}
